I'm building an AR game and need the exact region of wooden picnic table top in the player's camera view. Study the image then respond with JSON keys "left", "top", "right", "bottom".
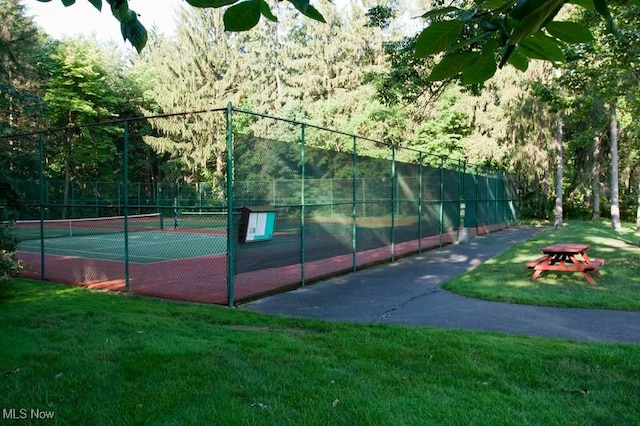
{"left": 540, "top": 243, "right": 590, "bottom": 254}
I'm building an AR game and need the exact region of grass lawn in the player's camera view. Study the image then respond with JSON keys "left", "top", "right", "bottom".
{"left": 2, "top": 220, "right": 640, "bottom": 424}
{"left": 443, "top": 221, "right": 640, "bottom": 311}
{"left": 1, "top": 274, "right": 640, "bottom": 424}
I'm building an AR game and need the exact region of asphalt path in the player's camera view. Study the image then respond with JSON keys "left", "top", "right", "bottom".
{"left": 243, "top": 226, "right": 640, "bottom": 344}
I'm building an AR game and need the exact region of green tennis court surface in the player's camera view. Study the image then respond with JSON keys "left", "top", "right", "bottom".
{"left": 18, "top": 231, "right": 227, "bottom": 264}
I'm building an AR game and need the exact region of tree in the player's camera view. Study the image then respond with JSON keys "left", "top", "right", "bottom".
{"left": 554, "top": 110, "right": 564, "bottom": 229}
{"left": 1, "top": 0, "right": 48, "bottom": 210}
{"left": 608, "top": 102, "right": 621, "bottom": 230}
{"left": 36, "top": 0, "right": 326, "bottom": 53}
{"left": 37, "top": 0, "right": 631, "bottom": 80}
{"left": 1, "top": 0, "right": 46, "bottom": 133}
{"left": 554, "top": 2, "right": 640, "bottom": 229}
{"left": 43, "top": 38, "right": 122, "bottom": 217}
{"left": 133, "top": 6, "right": 246, "bottom": 192}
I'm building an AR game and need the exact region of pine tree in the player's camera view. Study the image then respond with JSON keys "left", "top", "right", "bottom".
{"left": 0, "top": 0, "right": 46, "bottom": 133}
{"left": 136, "top": 6, "right": 245, "bottom": 191}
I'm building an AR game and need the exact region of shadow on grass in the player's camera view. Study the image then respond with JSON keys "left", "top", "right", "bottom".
{"left": 443, "top": 221, "right": 640, "bottom": 311}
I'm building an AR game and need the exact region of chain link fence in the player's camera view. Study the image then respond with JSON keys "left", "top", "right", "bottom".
{"left": 2, "top": 105, "right": 518, "bottom": 305}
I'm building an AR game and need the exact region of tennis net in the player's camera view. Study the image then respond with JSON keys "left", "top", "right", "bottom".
{"left": 11, "top": 213, "right": 163, "bottom": 241}
{"left": 172, "top": 210, "right": 229, "bottom": 231}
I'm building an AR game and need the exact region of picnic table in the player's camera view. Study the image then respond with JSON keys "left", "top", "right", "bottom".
{"left": 526, "top": 243, "right": 604, "bottom": 285}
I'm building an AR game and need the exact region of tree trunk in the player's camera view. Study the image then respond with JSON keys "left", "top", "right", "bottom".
{"left": 554, "top": 113, "right": 563, "bottom": 230}
{"left": 609, "top": 102, "right": 622, "bottom": 231}
{"left": 592, "top": 135, "right": 601, "bottom": 221}
{"left": 543, "top": 167, "right": 550, "bottom": 219}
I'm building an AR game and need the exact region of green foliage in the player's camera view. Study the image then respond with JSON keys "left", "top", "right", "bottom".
{"left": 545, "top": 20, "right": 595, "bottom": 43}
{"left": 365, "top": 5, "right": 396, "bottom": 29}
{"left": 135, "top": 7, "right": 240, "bottom": 186}
{"left": 37, "top": 0, "right": 326, "bottom": 52}
{"left": 415, "top": 96, "right": 471, "bottom": 161}
{"left": 0, "top": 222, "right": 23, "bottom": 282}
{"left": 9, "top": 1, "right": 640, "bottom": 229}
{"left": 33, "top": 0, "right": 630, "bottom": 93}
{"left": 0, "top": 0, "right": 47, "bottom": 133}
{"left": 413, "top": 0, "right": 618, "bottom": 84}
{"left": 43, "top": 39, "right": 122, "bottom": 184}
{"left": 444, "top": 220, "right": 640, "bottom": 310}
{"left": 415, "top": 20, "right": 464, "bottom": 58}
{"left": 366, "top": 36, "right": 433, "bottom": 105}
{"left": 2, "top": 278, "right": 640, "bottom": 423}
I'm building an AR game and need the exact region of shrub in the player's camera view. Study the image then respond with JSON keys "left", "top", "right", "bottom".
{"left": 0, "top": 221, "right": 24, "bottom": 282}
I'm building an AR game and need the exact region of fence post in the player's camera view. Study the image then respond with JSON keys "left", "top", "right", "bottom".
{"left": 457, "top": 159, "right": 472, "bottom": 244}
{"left": 439, "top": 156, "right": 445, "bottom": 247}
{"left": 300, "top": 124, "right": 306, "bottom": 286}
{"left": 495, "top": 171, "right": 500, "bottom": 229}
{"left": 418, "top": 152, "right": 423, "bottom": 253}
{"left": 475, "top": 168, "right": 480, "bottom": 235}
{"left": 38, "top": 133, "right": 45, "bottom": 280}
{"left": 95, "top": 181, "right": 99, "bottom": 217}
{"left": 486, "top": 174, "right": 490, "bottom": 233}
{"left": 124, "top": 121, "right": 130, "bottom": 292}
{"left": 390, "top": 143, "right": 396, "bottom": 261}
{"left": 351, "top": 135, "right": 357, "bottom": 272}
{"left": 226, "top": 102, "right": 235, "bottom": 306}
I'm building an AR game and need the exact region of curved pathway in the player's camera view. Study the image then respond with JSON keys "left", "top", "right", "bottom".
{"left": 243, "top": 226, "right": 640, "bottom": 344}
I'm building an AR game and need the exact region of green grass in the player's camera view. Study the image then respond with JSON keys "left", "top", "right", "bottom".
{"left": 1, "top": 278, "right": 640, "bottom": 424}
{"left": 444, "top": 220, "right": 640, "bottom": 311}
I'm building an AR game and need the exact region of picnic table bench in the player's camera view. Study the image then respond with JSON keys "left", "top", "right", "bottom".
{"left": 526, "top": 243, "right": 604, "bottom": 285}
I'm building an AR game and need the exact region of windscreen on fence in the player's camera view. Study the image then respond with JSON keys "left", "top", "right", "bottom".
{"left": 3, "top": 106, "right": 518, "bottom": 306}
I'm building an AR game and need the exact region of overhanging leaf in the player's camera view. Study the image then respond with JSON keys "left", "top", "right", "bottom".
{"left": 506, "top": 48, "right": 529, "bottom": 71}
{"left": 223, "top": 0, "right": 261, "bottom": 31}
{"left": 508, "top": 0, "right": 565, "bottom": 45}
{"left": 593, "top": 0, "right": 621, "bottom": 37}
{"left": 462, "top": 50, "right": 497, "bottom": 84}
{"left": 88, "top": 0, "right": 102, "bottom": 11}
{"left": 545, "top": 21, "right": 594, "bottom": 43}
{"left": 290, "top": 2, "right": 325, "bottom": 23}
{"left": 289, "top": 0, "right": 310, "bottom": 10}
{"left": 420, "top": 7, "right": 461, "bottom": 19}
{"left": 480, "top": 0, "right": 517, "bottom": 10}
{"left": 427, "top": 51, "right": 480, "bottom": 82}
{"left": 120, "top": 13, "right": 148, "bottom": 53}
{"left": 186, "top": 0, "right": 239, "bottom": 7}
{"left": 460, "top": 8, "right": 480, "bottom": 22}
{"left": 518, "top": 33, "right": 565, "bottom": 63}
{"left": 568, "top": 0, "right": 595, "bottom": 11}
{"left": 61, "top": 0, "right": 76, "bottom": 5}
{"left": 110, "top": 1, "right": 129, "bottom": 21}
{"left": 260, "top": 0, "right": 277, "bottom": 22}
{"left": 415, "top": 20, "right": 464, "bottom": 58}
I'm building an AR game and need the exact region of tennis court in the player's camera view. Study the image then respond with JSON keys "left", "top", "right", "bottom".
{"left": 13, "top": 211, "right": 455, "bottom": 304}
{"left": 18, "top": 231, "right": 227, "bottom": 263}
{"left": 6, "top": 106, "right": 518, "bottom": 305}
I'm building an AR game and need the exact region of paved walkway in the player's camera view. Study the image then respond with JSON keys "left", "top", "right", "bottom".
{"left": 243, "top": 226, "right": 640, "bottom": 344}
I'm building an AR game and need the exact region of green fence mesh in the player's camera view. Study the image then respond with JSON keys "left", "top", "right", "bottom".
{"left": 2, "top": 105, "right": 518, "bottom": 305}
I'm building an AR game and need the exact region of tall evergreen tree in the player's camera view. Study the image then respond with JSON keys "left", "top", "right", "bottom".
{"left": 0, "top": 0, "right": 46, "bottom": 133}
{"left": 137, "top": 6, "right": 245, "bottom": 190}
{"left": 0, "top": 0, "right": 48, "bottom": 207}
